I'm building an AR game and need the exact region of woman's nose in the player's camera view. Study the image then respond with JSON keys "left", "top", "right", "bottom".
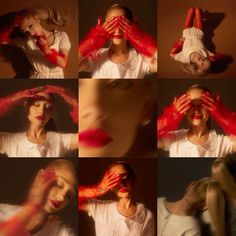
{"left": 57, "top": 194, "right": 65, "bottom": 202}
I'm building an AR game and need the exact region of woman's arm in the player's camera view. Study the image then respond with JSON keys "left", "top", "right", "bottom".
{"left": 157, "top": 94, "right": 191, "bottom": 149}
{"left": 169, "top": 37, "right": 185, "bottom": 58}
{"left": 44, "top": 85, "right": 78, "bottom": 124}
{"left": 202, "top": 92, "right": 236, "bottom": 136}
{"left": 0, "top": 168, "right": 56, "bottom": 236}
{"left": 35, "top": 35, "right": 69, "bottom": 68}
{"left": 79, "top": 171, "right": 120, "bottom": 212}
{"left": 119, "top": 16, "right": 157, "bottom": 58}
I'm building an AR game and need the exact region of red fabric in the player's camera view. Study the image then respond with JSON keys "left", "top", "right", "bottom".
{"left": 124, "top": 23, "right": 157, "bottom": 57}
{"left": 69, "top": 106, "right": 78, "bottom": 124}
{"left": 0, "top": 217, "right": 30, "bottom": 236}
{"left": 210, "top": 102, "right": 236, "bottom": 136}
{"left": 170, "top": 38, "right": 184, "bottom": 55}
{"left": 208, "top": 53, "right": 226, "bottom": 62}
{"left": 44, "top": 49, "right": 67, "bottom": 66}
{"left": 157, "top": 105, "right": 183, "bottom": 138}
{"left": 79, "top": 24, "right": 110, "bottom": 58}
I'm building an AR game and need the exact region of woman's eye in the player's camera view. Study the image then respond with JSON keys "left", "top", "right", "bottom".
{"left": 33, "top": 102, "right": 40, "bottom": 106}
{"left": 107, "top": 80, "right": 134, "bottom": 90}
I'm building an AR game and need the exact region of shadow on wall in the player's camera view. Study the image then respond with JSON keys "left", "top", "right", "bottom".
{"left": 0, "top": 12, "right": 32, "bottom": 78}
{"left": 203, "top": 11, "right": 233, "bottom": 73}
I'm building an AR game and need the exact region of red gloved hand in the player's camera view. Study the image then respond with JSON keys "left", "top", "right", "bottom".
{"left": 44, "top": 85, "right": 78, "bottom": 124}
{"left": 170, "top": 37, "right": 185, "bottom": 55}
{"left": 79, "top": 16, "right": 118, "bottom": 58}
{"left": 0, "top": 88, "right": 43, "bottom": 116}
{"left": 208, "top": 53, "right": 227, "bottom": 62}
{"left": 118, "top": 16, "right": 157, "bottom": 57}
{"left": 202, "top": 92, "right": 236, "bottom": 135}
{"left": 157, "top": 94, "right": 191, "bottom": 138}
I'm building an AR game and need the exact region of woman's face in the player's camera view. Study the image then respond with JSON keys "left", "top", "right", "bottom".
{"left": 27, "top": 93, "right": 54, "bottom": 127}
{"left": 44, "top": 166, "right": 77, "bottom": 214}
{"left": 79, "top": 80, "right": 153, "bottom": 157}
{"left": 109, "top": 164, "right": 135, "bottom": 199}
{"left": 186, "top": 88, "right": 210, "bottom": 127}
{"left": 105, "top": 8, "right": 127, "bottom": 45}
{"left": 20, "top": 15, "right": 42, "bottom": 37}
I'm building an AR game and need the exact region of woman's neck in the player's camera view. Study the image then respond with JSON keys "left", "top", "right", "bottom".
{"left": 117, "top": 196, "right": 135, "bottom": 209}
{"left": 166, "top": 198, "right": 193, "bottom": 216}
{"left": 26, "top": 124, "right": 47, "bottom": 144}
{"left": 117, "top": 196, "right": 137, "bottom": 218}
{"left": 26, "top": 210, "right": 49, "bottom": 234}
{"left": 109, "top": 41, "right": 129, "bottom": 55}
{"left": 189, "top": 125, "right": 209, "bottom": 138}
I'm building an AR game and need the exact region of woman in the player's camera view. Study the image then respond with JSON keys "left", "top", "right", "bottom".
{"left": 212, "top": 157, "right": 236, "bottom": 235}
{"left": 79, "top": 79, "right": 156, "bottom": 157}
{"left": 0, "top": 159, "right": 78, "bottom": 236}
{"left": 158, "top": 177, "right": 225, "bottom": 236}
{"left": 157, "top": 85, "right": 236, "bottom": 157}
{"left": 79, "top": 161, "right": 155, "bottom": 235}
{"left": 0, "top": 85, "right": 78, "bottom": 157}
{"left": 0, "top": 5, "right": 71, "bottom": 78}
{"left": 78, "top": 4, "right": 157, "bottom": 78}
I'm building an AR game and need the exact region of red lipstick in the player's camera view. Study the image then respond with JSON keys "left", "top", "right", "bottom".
{"left": 50, "top": 200, "right": 59, "bottom": 209}
{"left": 79, "top": 128, "right": 113, "bottom": 148}
{"left": 192, "top": 114, "right": 203, "bottom": 120}
{"left": 35, "top": 115, "right": 46, "bottom": 121}
{"left": 120, "top": 187, "right": 129, "bottom": 193}
{"left": 113, "top": 34, "right": 124, "bottom": 39}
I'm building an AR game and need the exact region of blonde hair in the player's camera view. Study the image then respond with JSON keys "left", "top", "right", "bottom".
{"left": 194, "top": 177, "right": 225, "bottom": 236}
{"left": 181, "top": 62, "right": 211, "bottom": 77}
{"left": 212, "top": 157, "right": 236, "bottom": 198}
{"left": 18, "top": 5, "right": 67, "bottom": 28}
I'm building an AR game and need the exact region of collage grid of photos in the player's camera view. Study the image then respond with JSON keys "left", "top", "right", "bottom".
{"left": 0, "top": 0, "right": 236, "bottom": 235}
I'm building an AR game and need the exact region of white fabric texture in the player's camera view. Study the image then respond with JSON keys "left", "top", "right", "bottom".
{"left": 162, "top": 129, "right": 233, "bottom": 157}
{"left": 158, "top": 198, "right": 201, "bottom": 236}
{"left": 0, "top": 204, "right": 75, "bottom": 236}
{"left": 0, "top": 131, "right": 74, "bottom": 157}
{"left": 88, "top": 48, "right": 151, "bottom": 78}
{"left": 16, "top": 31, "right": 71, "bottom": 79}
{"left": 87, "top": 199, "right": 155, "bottom": 236}
{"left": 174, "top": 27, "right": 213, "bottom": 63}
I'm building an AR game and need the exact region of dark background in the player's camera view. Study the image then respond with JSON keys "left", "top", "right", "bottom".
{"left": 157, "top": 79, "right": 236, "bottom": 157}
{"left": 158, "top": 0, "right": 236, "bottom": 79}
{"left": 0, "top": 158, "right": 78, "bottom": 234}
{"left": 0, "top": 0, "right": 78, "bottom": 79}
{"left": 78, "top": 158, "right": 157, "bottom": 236}
{"left": 79, "top": 0, "right": 157, "bottom": 79}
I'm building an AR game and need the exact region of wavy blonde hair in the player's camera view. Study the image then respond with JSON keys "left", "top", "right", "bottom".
{"left": 193, "top": 177, "right": 225, "bottom": 236}
{"left": 18, "top": 5, "right": 68, "bottom": 28}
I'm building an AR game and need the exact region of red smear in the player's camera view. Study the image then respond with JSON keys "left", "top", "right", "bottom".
{"left": 43, "top": 49, "right": 67, "bottom": 67}
{"left": 70, "top": 106, "right": 78, "bottom": 124}
{"left": 157, "top": 105, "right": 183, "bottom": 138}
{"left": 0, "top": 217, "right": 30, "bottom": 236}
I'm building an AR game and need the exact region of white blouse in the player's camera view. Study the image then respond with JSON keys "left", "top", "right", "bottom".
{"left": 0, "top": 131, "right": 74, "bottom": 157}
{"left": 162, "top": 129, "right": 233, "bottom": 157}
{"left": 16, "top": 31, "right": 71, "bottom": 79}
{"left": 88, "top": 48, "right": 151, "bottom": 78}
{"left": 87, "top": 199, "right": 155, "bottom": 236}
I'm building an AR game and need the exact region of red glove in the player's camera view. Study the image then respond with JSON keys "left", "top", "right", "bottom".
{"left": 202, "top": 92, "right": 236, "bottom": 135}
{"left": 208, "top": 53, "right": 227, "bottom": 62}
{"left": 0, "top": 88, "right": 42, "bottom": 116}
{"left": 79, "top": 16, "right": 118, "bottom": 58}
{"left": 118, "top": 16, "right": 157, "bottom": 57}
{"left": 35, "top": 35, "right": 67, "bottom": 67}
{"left": 170, "top": 38, "right": 185, "bottom": 55}
{"left": 158, "top": 94, "right": 191, "bottom": 138}
{"left": 44, "top": 85, "right": 78, "bottom": 124}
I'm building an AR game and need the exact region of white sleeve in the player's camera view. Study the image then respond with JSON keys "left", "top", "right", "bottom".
{"left": 174, "top": 51, "right": 185, "bottom": 63}
{"left": 218, "top": 135, "right": 233, "bottom": 157}
{"left": 59, "top": 133, "right": 74, "bottom": 151}
{"left": 0, "top": 133, "right": 13, "bottom": 156}
{"left": 143, "top": 211, "right": 156, "bottom": 236}
{"left": 87, "top": 199, "right": 110, "bottom": 220}
{"left": 59, "top": 32, "right": 71, "bottom": 51}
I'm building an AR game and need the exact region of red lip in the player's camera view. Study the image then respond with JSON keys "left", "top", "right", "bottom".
{"left": 113, "top": 34, "right": 124, "bottom": 39}
{"left": 120, "top": 187, "right": 129, "bottom": 193}
{"left": 79, "top": 128, "right": 113, "bottom": 148}
{"left": 192, "top": 114, "right": 203, "bottom": 120}
{"left": 35, "top": 115, "right": 46, "bottom": 121}
{"left": 50, "top": 200, "right": 60, "bottom": 209}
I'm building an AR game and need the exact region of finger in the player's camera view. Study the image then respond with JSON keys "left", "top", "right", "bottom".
{"left": 180, "top": 105, "right": 191, "bottom": 114}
